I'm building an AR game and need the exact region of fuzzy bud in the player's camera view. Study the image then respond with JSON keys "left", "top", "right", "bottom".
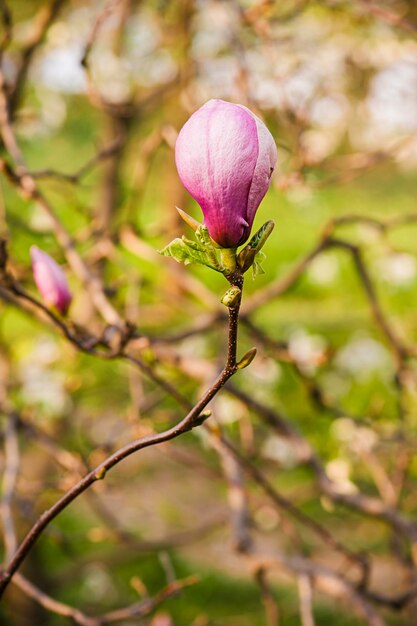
{"left": 30, "top": 246, "right": 72, "bottom": 315}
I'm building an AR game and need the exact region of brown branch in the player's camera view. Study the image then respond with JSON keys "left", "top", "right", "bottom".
{"left": 327, "top": 238, "right": 408, "bottom": 361}
{"left": 99, "top": 575, "right": 198, "bottom": 624}
{"left": 13, "top": 572, "right": 198, "bottom": 626}
{"left": 324, "top": 212, "right": 417, "bottom": 234}
{"left": 0, "top": 272, "right": 245, "bottom": 596}
{"left": 93, "top": 0, "right": 131, "bottom": 235}
{"left": 29, "top": 139, "right": 125, "bottom": 184}
{"left": 247, "top": 550, "right": 388, "bottom": 626}
{"left": 0, "top": 412, "right": 18, "bottom": 562}
{"left": 0, "top": 366, "right": 209, "bottom": 624}
{"left": 2, "top": 209, "right": 417, "bottom": 620}
{"left": 254, "top": 568, "right": 280, "bottom": 626}
{"left": 209, "top": 431, "right": 253, "bottom": 553}
{"left": 81, "top": 0, "right": 123, "bottom": 69}
{"left": 5, "top": 406, "right": 224, "bottom": 554}
{"left": 0, "top": 384, "right": 214, "bottom": 596}
{"left": 298, "top": 574, "right": 316, "bottom": 626}
{"left": 0, "top": 1, "right": 12, "bottom": 55}
{"left": 13, "top": 573, "right": 97, "bottom": 626}
{"left": 8, "top": 0, "right": 67, "bottom": 115}
{"left": 5, "top": 263, "right": 417, "bottom": 562}
{"left": 13, "top": 264, "right": 417, "bottom": 547}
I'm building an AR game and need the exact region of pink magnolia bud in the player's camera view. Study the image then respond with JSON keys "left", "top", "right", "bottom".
{"left": 30, "top": 246, "right": 72, "bottom": 315}
{"left": 175, "top": 99, "right": 277, "bottom": 248}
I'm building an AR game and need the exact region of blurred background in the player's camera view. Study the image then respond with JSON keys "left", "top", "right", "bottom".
{"left": 1, "top": 1, "right": 417, "bottom": 624}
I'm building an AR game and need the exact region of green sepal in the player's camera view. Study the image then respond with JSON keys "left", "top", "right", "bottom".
{"left": 195, "top": 225, "right": 222, "bottom": 270}
{"left": 237, "top": 220, "right": 275, "bottom": 273}
{"left": 251, "top": 250, "right": 266, "bottom": 279}
{"left": 195, "top": 225, "right": 212, "bottom": 247}
{"left": 176, "top": 206, "right": 202, "bottom": 232}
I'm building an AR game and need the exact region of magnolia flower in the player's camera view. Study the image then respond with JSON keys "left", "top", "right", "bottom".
{"left": 30, "top": 246, "right": 72, "bottom": 314}
{"left": 175, "top": 99, "right": 277, "bottom": 248}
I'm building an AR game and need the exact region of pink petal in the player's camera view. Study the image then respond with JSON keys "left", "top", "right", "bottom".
{"left": 30, "top": 246, "right": 72, "bottom": 314}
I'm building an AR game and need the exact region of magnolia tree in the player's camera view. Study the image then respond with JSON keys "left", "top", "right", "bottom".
{"left": 0, "top": 2, "right": 417, "bottom": 626}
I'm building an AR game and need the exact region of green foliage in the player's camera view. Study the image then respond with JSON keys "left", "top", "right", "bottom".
{"left": 159, "top": 227, "right": 222, "bottom": 272}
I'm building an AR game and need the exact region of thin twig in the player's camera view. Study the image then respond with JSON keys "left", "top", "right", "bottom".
{"left": 0, "top": 412, "right": 18, "bottom": 562}
{"left": 13, "top": 572, "right": 198, "bottom": 626}
{"left": 254, "top": 568, "right": 279, "bottom": 626}
{"left": 29, "top": 139, "right": 125, "bottom": 184}
{"left": 8, "top": 0, "right": 67, "bottom": 115}
{"left": 298, "top": 574, "right": 315, "bottom": 626}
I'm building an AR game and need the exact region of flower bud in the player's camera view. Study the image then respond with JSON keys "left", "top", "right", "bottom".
{"left": 30, "top": 246, "right": 72, "bottom": 314}
{"left": 175, "top": 99, "right": 277, "bottom": 248}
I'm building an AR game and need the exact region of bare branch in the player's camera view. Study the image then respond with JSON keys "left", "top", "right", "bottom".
{"left": 8, "top": 0, "right": 67, "bottom": 115}
{"left": 13, "top": 572, "right": 198, "bottom": 626}
{"left": 298, "top": 574, "right": 316, "bottom": 626}
{"left": 0, "top": 271, "right": 246, "bottom": 596}
{"left": 29, "top": 139, "right": 125, "bottom": 184}
{"left": 0, "top": 412, "right": 18, "bottom": 562}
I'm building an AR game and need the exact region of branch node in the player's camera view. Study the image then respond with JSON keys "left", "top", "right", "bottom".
{"left": 95, "top": 467, "right": 106, "bottom": 481}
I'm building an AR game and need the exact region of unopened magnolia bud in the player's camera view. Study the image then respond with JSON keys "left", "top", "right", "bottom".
{"left": 175, "top": 99, "right": 277, "bottom": 248}
{"left": 30, "top": 246, "right": 72, "bottom": 315}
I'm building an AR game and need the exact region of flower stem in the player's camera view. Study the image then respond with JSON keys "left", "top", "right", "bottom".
{"left": 225, "top": 271, "right": 244, "bottom": 372}
{"left": 220, "top": 247, "right": 237, "bottom": 275}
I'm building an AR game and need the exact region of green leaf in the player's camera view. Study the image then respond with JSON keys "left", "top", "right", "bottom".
{"left": 248, "top": 220, "right": 275, "bottom": 252}
{"left": 159, "top": 237, "right": 221, "bottom": 271}
{"left": 238, "top": 220, "right": 275, "bottom": 273}
{"left": 195, "top": 225, "right": 212, "bottom": 247}
{"left": 181, "top": 236, "right": 203, "bottom": 251}
{"left": 252, "top": 250, "right": 266, "bottom": 279}
{"left": 195, "top": 226, "right": 221, "bottom": 270}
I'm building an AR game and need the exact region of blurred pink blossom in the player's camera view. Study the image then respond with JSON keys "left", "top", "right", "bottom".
{"left": 30, "top": 246, "right": 72, "bottom": 315}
